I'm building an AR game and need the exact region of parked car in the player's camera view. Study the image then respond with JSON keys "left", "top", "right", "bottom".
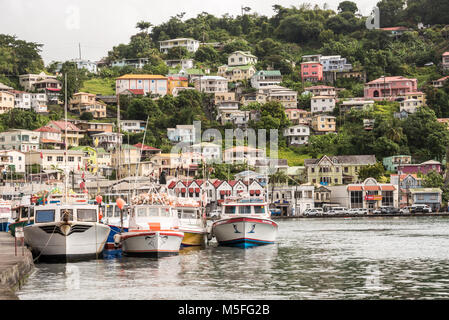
{"left": 399, "top": 207, "right": 411, "bottom": 214}
{"left": 410, "top": 204, "right": 432, "bottom": 214}
{"left": 357, "top": 208, "right": 369, "bottom": 215}
{"left": 328, "top": 207, "right": 348, "bottom": 216}
{"left": 304, "top": 209, "right": 321, "bottom": 217}
{"left": 347, "top": 208, "right": 360, "bottom": 215}
{"left": 374, "top": 206, "right": 399, "bottom": 214}
{"left": 373, "top": 208, "right": 382, "bottom": 214}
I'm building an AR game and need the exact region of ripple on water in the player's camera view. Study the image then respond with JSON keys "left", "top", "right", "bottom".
{"left": 16, "top": 217, "right": 449, "bottom": 300}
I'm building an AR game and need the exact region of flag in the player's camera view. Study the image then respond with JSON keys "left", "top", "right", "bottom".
{"left": 40, "top": 151, "right": 43, "bottom": 159}
{"left": 82, "top": 171, "right": 85, "bottom": 179}
{"left": 80, "top": 181, "right": 85, "bottom": 190}
{"left": 77, "top": 163, "right": 80, "bottom": 170}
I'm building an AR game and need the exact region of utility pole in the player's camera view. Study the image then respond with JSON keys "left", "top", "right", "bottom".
{"left": 79, "top": 43, "right": 82, "bottom": 60}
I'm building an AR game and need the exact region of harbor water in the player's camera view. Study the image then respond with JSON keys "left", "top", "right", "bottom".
{"left": 16, "top": 216, "right": 449, "bottom": 299}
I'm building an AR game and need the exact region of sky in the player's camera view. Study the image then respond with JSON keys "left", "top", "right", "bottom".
{"left": 1, "top": 0, "right": 375, "bottom": 65}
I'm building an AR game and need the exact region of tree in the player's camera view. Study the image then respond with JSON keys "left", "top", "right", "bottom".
{"left": 136, "top": 21, "right": 153, "bottom": 34}
{"left": 358, "top": 162, "right": 386, "bottom": 181}
{"left": 80, "top": 112, "right": 94, "bottom": 121}
{"left": 166, "top": 46, "right": 189, "bottom": 60}
{"left": 338, "top": 1, "right": 358, "bottom": 14}
{"left": 376, "top": 0, "right": 406, "bottom": 28}
{"left": 59, "top": 61, "right": 87, "bottom": 102}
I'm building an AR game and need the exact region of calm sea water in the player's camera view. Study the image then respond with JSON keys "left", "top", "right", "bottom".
{"left": 17, "top": 217, "right": 449, "bottom": 300}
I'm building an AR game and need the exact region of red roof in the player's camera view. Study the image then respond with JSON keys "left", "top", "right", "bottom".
{"left": 48, "top": 121, "right": 81, "bottom": 132}
{"left": 380, "top": 27, "right": 409, "bottom": 31}
{"left": 442, "top": 52, "right": 449, "bottom": 56}
{"left": 34, "top": 126, "right": 60, "bottom": 133}
{"left": 134, "top": 143, "right": 160, "bottom": 151}
{"left": 127, "top": 89, "right": 144, "bottom": 95}
{"left": 167, "top": 181, "right": 176, "bottom": 189}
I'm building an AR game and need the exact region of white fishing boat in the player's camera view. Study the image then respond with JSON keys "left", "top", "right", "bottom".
{"left": 115, "top": 192, "right": 184, "bottom": 257}
{"left": 0, "top": 200, "right": 13, "bottom": 232}
{"left": 23, "top": 194, "right": 110, "bottom": 261}
{"left": 212, "top": 196, "right": 278, "bottom": 248}
{"left": 102, "top": 201, "right": 130, "bottom": 250}
{"left": 174, "top": 199, "right": 207, "bottom": 247}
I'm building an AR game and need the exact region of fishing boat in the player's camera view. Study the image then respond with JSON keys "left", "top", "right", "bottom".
{"left": 115, "top": 192, "right": 184, "bottom": 257}
{"left": 175, "top": 199, "right": 207, "bottom": 247}
{"left": 23, "top": 193, "right": 111, "bottom": 261}
{"left": 102, "top": 201, "right": 130, "bottom": 250}
{"left": 0, "top": 200, "right": 13, "bottom": 232}
{"left": 8, "top": 196, "right": 34, "bottom": 236}
{"left": 211, "top": 196, "right": 278, "bottom": 248}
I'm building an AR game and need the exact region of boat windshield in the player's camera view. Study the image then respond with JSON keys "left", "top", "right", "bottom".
{"left": 113, "top": 206, "right": 120, "bottom": 217}
{"left": 60, "top": 209, "right": 74, "bottom": 221}
{"left": 137, "top": 207, "right": 147, "bottom": 217}
{"left": 224, "top": 206, "right": 236, "bottom": 214}
{"left": 106, "top": 206, "right": 114, "bottom": 217}
{"left": 77, "top": 209, "right": 97, "bottom": 222}
{"left": 35, "top": 210, "right": 55, "bottom": 223}
{"left": 149, "top": 208, "right": 160, "bottom": 217}
{"left": 239, "top": 206, "right": 252, "bottom": 214}
{"left": 254, "top": 206, "right": 265, "bottom": 214}
{"left": 160, "top": 208, "right": 171, "bottom": 217}
{"left": 181, "top": 209, "right": 197, "bottom": 219}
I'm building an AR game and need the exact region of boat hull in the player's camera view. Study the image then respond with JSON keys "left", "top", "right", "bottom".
{"left": 180, "top": 230, "right": 206, "bottom": 247}
{"left": 212, "top": 217, "right": 278, "bottom": 249}
{"left": 105, "top": 225, "right": 129, "bottom": 250}
{"left": 24, "top": 222, "right": 110, "bottom": 261}
{"left": 0, "top": 220, "right": 9, "bottom": 232}
{"left": 120, "top": 230, "right": 184, "bottom": 257}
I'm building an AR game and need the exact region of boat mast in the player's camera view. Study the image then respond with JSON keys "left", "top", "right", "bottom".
{"left": 116, "top": 94, "right": 121, "bottom": 184}
{"left": 133, "top": 115, "right": 150, "bottom": 197}
{"left": 64, "top": 73, "right": 68, "bottom": 202}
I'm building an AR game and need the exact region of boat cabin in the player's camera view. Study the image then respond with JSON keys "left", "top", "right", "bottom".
{"left": 221, "top": 198, "right": 269, "bottom": 216}
{"left": 34, "top": 205, "right": 99, "bottom": 224}
{"left": 130, "top": 205, "right": 179, "bottom": 230}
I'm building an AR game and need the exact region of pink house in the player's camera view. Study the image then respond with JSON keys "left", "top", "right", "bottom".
{"left": 364, "top": 76, "right": 418, "bottom": 100}
{"left": 301, "top": 62, "right": 323, "bottom": 82}
{"left": 397, "top": 160, "right": 442, "bottom": 175}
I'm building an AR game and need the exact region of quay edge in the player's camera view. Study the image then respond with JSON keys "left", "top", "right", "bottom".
{"left": 0, "top": 232, "right": 34, "bottom": 300}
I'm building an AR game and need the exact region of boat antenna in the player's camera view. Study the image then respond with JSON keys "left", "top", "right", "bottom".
{"left": 64, "top": 73, "right": 68, "bottom": 203}
{"left": 133, "top": 115, "right": 150, "bottom": 197}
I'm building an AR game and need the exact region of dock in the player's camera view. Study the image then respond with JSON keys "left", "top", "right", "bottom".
{"left": 0, "top": 232, "right": 34, "bottom": 300}
{"left": 272, "top": 213, "right": 449, "bottom": 219}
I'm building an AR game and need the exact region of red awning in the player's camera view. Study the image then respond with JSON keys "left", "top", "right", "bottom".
{"left": 250, "top": 190, "right": 255, "bottom": 195}
{"left": 220, "top": 190, "right": 226, "bottom": 195}
{"left": 348, "top": 186, "right": 363, "bottom": 191}
{"left": 195, "top": 188, "right": 200, "bottom": 193}
{"left": 189, "top": 188, "right": 194, "bottom": 193}
{"left": 46, "top": 88, "right": 61, "bottom": 92}
{"left": 364, "top": 186, "right": 381, "bottom": 191}
{"left": 226, "top": 190, "right": 231, "bottom": 195}
{"left": 255, "top": 190, "right": 261, "bottom": 195}
{"left": 381, "top": 185, "right": 396, "bottom": 191}
{"left": 181, "top": 188, "right": 186, "bottom": 193}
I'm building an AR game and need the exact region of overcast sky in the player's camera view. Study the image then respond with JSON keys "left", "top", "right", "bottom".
{"left": 1, "top": 0, "right": 375, "bottom": 65}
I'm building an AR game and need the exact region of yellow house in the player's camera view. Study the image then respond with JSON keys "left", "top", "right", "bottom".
{"left": 167, "top": 76, "right": 189, "bottom": 95}
{"left": 217, "top": 65, "right": 257, "bottom": 82}
{"left": 404, "top": 91, "right": 426, "bottom": 106}
{"left": 69, "top": 92, "right": 107, "bottom": 118}
{"left": 0, "top": 91, "right": 15, "bottom": 114}
{"left": 311, "top": 115, "right": 336, "bottom": 133}
{"left": 305, "top": 155, "right": 377, "bottom": 186}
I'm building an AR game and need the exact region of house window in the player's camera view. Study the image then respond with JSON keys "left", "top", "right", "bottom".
{"left": 382, "top": 191, "right": 394, "bottom": 206}
{"left": 350, "top": 191, "right": 363, "bottom": 208}
{"left": 57, "top": 156, "right": 63, "bottom": 162}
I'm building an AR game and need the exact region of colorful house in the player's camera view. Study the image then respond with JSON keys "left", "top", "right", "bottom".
{"left": 167, "top": 76, "right": 188, "bottom": 94}
{"left": 364, "top": 76, "right": 418, "bottom": 100}
{"left": 397, "top": 160, "right": 442, "bottom": 175}
{"left": 382, "top": 155, "right": 412, "bottom": 173}
{"left": 301, "top": 62, "right": 323, "bottom": 82}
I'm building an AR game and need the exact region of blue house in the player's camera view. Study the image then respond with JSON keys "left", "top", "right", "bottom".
{"left": 409, "top": 188, "right": 442, "bottom": 211}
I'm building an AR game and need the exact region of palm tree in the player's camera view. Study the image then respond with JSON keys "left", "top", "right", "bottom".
{"left": 268, "top": 170, "right": 289, "bottom": 203}
{"left": 136, "top": 21, "right": 153, "bottom": 34}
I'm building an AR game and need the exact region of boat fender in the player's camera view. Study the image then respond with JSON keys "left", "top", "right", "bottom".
{"left": 113, "top": 234, "right": 121, "bottom": 245}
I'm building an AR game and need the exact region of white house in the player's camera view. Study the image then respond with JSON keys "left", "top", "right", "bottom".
{"left": 91, "top": 132, "right": 124, "bottom": 151}
{"left": 251, "top": 70, "right": 282, "bottom": 89}
{"left": 19, "top": 72, "right": 57, "bottom": 91}
{"left": 190, "top": 142, "right": 222, "bottom": 163}
{"left": 284, "top": 125, "right": 310, "bottom": 146}
{"left": 320, "top": 55, "right": 352, "bottom": 72}
{"left": 400, "top": 98, "right": 422, "bottom": 114}
{"left": 269, "top": 185, "right": 315, "bottom": 215}
{"left": 0, "top": 150, "right": 26, "bottom": 174}
{"left": 111, "top": 58, "right": 149, "bottom": 69}
{"left": 164, "top": 59, "right": 194, "bottom": 70}
{"left": 223, "top": 146, "right": 266, "bottom": 166}
{"left": 167, "top": 125, "right": 196, "bottom": 144}
{"left": 193, "top": 76, "right": 228, "bottom": 93}
{"left": 121, "top": 120, "right": 146, "bottom": 133}
{"left": 0, "top": 129, "right": 40, "bottom": 152}
{"left": 311, "top": 96, "right": 336, "bottom": 114}
{"left": 55, "top": 59, "right": 98, "bottom": 74}
{"left": 10, "top": 91, "right": 31, "bottom": 110}
{"left": 28, "top": 149, "right": 86, "bottom": 172}
{"left": 228, "top": 51, "right": 258, "bottom": 66}
{"left": 159, "top": 38, "right": 200, "bottom": 54}
{"left": 31, "top": 93, "right": 48, "bottom": 113}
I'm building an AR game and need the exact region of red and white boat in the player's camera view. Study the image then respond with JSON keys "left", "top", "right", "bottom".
{"left": 212, "top": 196, "right": 278, "bottom": 248}
{"left": 115, "top": 201, "right": 184, "bottom": 257}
